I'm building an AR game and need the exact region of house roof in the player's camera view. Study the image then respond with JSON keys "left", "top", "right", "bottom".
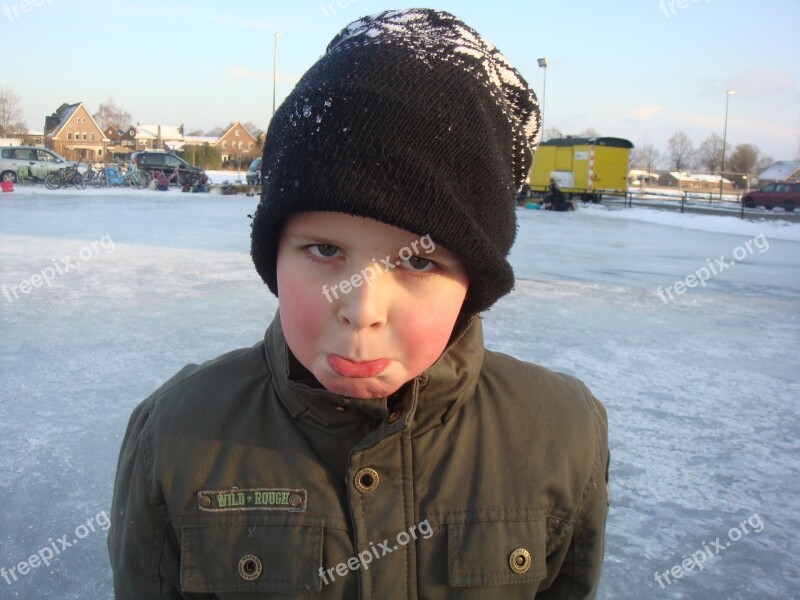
{"left": 135, "top": 125, "right": 184, "bottom": 140}
{"left": 667, "top": 172, "right": 732, "bottom": 184}
{"left": 215, "top": 121, "right": 257, "bottom": 144}
{"left": 46, "top": 103, "right": 109, "bottom": 141}
{"left": 184, "top": 135, "right": 218, "bottom": 145}
{"left": 758, "top": 161, "right": 800, "bottom": 182}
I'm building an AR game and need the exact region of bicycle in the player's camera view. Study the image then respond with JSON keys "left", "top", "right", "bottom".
{"left": 44, "top": 165, "right": 86, "bottom": 190}
{"left": 96, "top": 164, "right": 150, "bottom": 188}
{"left": 81, "top": 163, "right": 103, "bottom": 186}
{"left": 149, "top": 167, "right": 204, "bottom": 190}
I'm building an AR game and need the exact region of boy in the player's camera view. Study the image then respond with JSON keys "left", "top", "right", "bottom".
{"left": 108, "top": 9, "right": 609, "bottom": 599}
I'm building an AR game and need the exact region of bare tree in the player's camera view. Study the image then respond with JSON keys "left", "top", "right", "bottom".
{"left": 579, "top": 127, "right": 601, "bottom": 138}
{"left": 543, "top": 127, "right": 562, "bottom": 141}
{"left": 632, "top": 142, "right": 661, "bottom": 174}
{"left": 207, "top": 124, "right": 233, "bottom": 137}
{"left": 726, "top": 144, "right": 760, "bottom": 178}
{"left": 697, "top": 133, "right": 725, "bottom": 174}
{"left": 666, "top": 131, "right": 695, "bottom": 171}
{"left": 243, "top": 121, "right": 264, "bottom": 139}
{"left": 0, "top": 86, "right": 26, "bottom": 137}
{"left": 93, "top": 97, "right": 132, "bottom": 131}
{"left": 756, "top": 152, "right": 773, "bottom": 175}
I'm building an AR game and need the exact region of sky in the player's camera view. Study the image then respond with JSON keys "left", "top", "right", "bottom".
{"left": 1, "top": 0, "right": 799, "bottom": 162}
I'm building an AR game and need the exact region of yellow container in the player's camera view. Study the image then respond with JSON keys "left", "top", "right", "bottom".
{"left": 530, "top": 137, "right": 633, "bottom": 201}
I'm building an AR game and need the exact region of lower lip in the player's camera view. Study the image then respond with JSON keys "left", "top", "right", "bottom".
{"left": 327, "top": 355, "right": 390, "bottom": 378}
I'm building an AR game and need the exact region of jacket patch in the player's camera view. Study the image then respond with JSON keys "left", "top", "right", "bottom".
{"left": 197, "top": 488, "right": 307, "bottom": 512}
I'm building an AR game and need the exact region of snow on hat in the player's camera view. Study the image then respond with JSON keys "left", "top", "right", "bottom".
{"left": 251, "top": 8, "right": 540, "bottom": 313}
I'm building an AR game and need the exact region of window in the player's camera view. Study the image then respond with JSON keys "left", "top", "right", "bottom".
{"left": 235, "top": 130, "right": 241, "bottom": 137}
{"left": 222, "top": 141, "right": 227, "bottom": 148}
{"left": 90, "top": 133, "right": 95, "bottom": 141}
{"left": 67, "top": 133, "right": 72, "bottom": 140}
{"left": 14, "top": 149, "right": 35, "bottom": 160}
{"left": 97, "top": 149, "right": 102, "bottom": 156}
{"left": 249, "top": 142, "right": 254, "bottom": 149}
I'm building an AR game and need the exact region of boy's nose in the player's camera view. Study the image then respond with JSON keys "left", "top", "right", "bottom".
{"left": 336, "top": 272, "right": 389, "bottom": 330}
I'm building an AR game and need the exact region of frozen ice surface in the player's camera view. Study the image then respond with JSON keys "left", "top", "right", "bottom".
{"left": 1, "top": 189, "right": 798, "bottom": 598}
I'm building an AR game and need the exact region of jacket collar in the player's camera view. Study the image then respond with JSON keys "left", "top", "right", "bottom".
{"left": 262, "top": 310, "right": 484, "bottom": 441}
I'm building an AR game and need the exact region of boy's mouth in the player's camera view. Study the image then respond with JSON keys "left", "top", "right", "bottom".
{"left": 327, "top": 355, "right": 390, "bottom": 378}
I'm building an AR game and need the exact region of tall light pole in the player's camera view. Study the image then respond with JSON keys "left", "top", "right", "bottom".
{"left": 272, "top": 32, "right": 282, "bottom": 118}
{"left": 537, "top": 57, "right": 547, "bottom": 141}
{"left": 719, "top": 89, "right": 735, "bottom": 201}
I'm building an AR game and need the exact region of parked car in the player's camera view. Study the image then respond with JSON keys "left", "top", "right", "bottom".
{"left": 742, "top": 182, "right": 800, "bottom": 212}
{"left": 0, "top": 146, "right": 79, "bottom": 183}
{"left": 130, "top": 151, "right": 205, "bottom": 186}
{"left": 246, "top": 157, "right": 262, "bottom": 185}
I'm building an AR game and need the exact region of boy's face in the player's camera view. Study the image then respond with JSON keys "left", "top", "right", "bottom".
{"left": 276, "top": 212, "right": 470, "bottom": 400}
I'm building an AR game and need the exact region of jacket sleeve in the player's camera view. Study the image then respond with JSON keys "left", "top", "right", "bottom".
{"left": 539, "top": 395, "right": 610, "bottom": 600}
{"left": 107, "top": 398, "right": 186, "bottom": 599}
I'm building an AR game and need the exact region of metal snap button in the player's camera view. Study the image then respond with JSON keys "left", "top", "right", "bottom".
{"left": 238, "top": 554, "right": 263, "bottom": 581}
{"left": 354, "top": 468, "right": 380, "bottom": 493}
{"left": 509, "top": 548, "right": 532, "bottom": 574}
{"left": 288, "top": 493, "right": 303, "bottom": 508}
{"left": 387, "top": 409, "right": 403, "bottom": 425}
{"left": 198, "top": 494, "right": 212, "bottom": 509}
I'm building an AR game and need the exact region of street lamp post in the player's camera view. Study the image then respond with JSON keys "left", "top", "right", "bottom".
{"left": 719, "top": 89, "right": 735, "bottom": 201}
{"left": 273, "top": 32, "right": 282, "bottom": 118}
{"left": 537, "top": 58, "right": 547, "bottom": 140}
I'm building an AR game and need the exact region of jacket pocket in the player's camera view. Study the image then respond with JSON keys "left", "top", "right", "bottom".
{"left": 179, "top": 523, "right": 323, "bottom": 595}
{"left": 447, "top": 517, "right": 548, "bottom": 589}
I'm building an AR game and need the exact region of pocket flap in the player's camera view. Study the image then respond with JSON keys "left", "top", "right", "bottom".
{"left": 448, "top": 519, "right": 547, "bottom": 587}
{"left": 180, "top": 524, "right": 323, "bottom": 594}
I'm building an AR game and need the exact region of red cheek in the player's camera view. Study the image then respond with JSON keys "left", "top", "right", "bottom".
{"left": 277, "top": 270, "right": 328, "bottom": 363}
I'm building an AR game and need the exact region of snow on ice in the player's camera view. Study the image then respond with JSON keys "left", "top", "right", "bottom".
{"left": 1, "top": 186, "right": 798, "bottom": 598}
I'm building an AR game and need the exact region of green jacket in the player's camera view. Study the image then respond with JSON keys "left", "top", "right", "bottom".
{"left": 108, "top": 313, "right": 609, "bottom": 599}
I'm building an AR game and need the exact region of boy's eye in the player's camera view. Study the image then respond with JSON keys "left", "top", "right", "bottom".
{"left": 308, "top": 244, "right": 341, "bottom": 258}
{"left": 400, "top": 256, "right": 435, "bottom": 272}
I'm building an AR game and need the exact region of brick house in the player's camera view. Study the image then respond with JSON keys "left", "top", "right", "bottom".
{"left": 44, "top": 103, "right": 108, "bottom": 161}
{"left": 214, "top": 122, "right": 260, "bottom": 165}
{"left": 105, "top": 125, "right": 137, "bottom": 159}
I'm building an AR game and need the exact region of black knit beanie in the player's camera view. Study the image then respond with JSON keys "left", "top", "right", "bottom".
{"left": 251, "top": 8, "right": 540, "bottom": 313}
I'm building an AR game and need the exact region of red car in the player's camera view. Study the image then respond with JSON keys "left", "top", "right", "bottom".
{"left": 743, "top": 182, "right": 800, "bottom": 212}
